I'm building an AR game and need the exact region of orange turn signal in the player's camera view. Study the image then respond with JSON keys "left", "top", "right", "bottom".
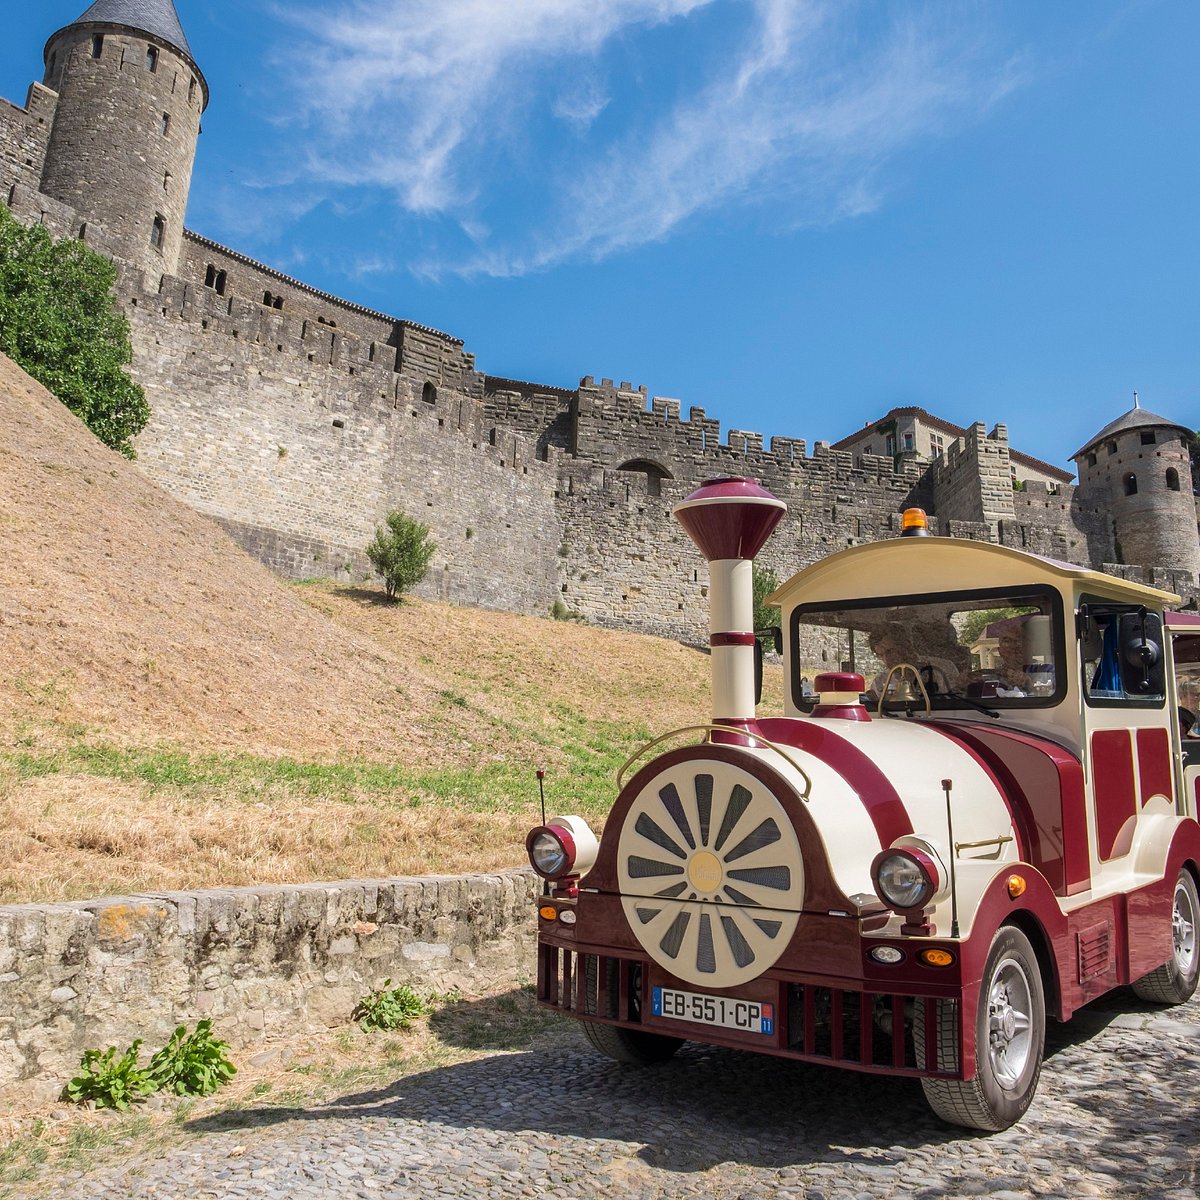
{"left": 917, "top": 948, "right": 955, "bottom": 968}
{"left": 538, "top": 905, "right": 558, "bottom": 921}
{"left": 1007, "top": 875, "right": 1027, "bottom": 899}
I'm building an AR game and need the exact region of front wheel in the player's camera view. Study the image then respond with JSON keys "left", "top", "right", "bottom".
{"left": 1132, "top": 869, "right": 1199, "bottom": 1005}
{"left": 918, "top": 926, "right": 1045, "bottom": 1132}
{"left": 580, "top": 1020, "right": 683, "bottom": 1065}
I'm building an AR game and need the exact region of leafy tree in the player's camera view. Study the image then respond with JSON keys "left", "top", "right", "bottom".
{"left": 366, "top": 510, "right": 436, "bottom": 601}
{"left": 0, "top": 203, "right": 149, "bottom": 457}
{"left": 752, "top": 564, "right": 780, "bottom": 651}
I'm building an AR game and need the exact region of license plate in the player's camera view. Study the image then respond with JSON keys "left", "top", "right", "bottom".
{"left": 651, "top": 987, "right": 775, "bottom": 1035}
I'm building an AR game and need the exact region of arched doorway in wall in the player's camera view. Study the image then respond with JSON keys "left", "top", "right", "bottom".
{"left": 617, "top": 459, "right": 674, "bottom": 497}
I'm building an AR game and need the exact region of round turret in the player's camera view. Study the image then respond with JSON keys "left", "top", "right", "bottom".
{"left": 1073, "top": 402, "right": 1199, "bottom": 584}
{"left": 39, "top": 0, "right": 208, "bottom": 277}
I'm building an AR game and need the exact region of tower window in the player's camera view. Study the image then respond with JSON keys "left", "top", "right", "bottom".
{"left": 188, "top": 77, "right": 196, "bottom": 102}
{"left": 1140, "top": 430, "right": 1156, "bottom": 445}
{"left": 422, "top": 381, "right": 437, "bottom": 404}
{"left": 262, "top": 291, "right": 284, "bottom": 310}
{"left": 1122, "top": 472, "right": 1138, "bottom": 496}
{"left": 150, "top": 215, "right": 165, "bottom": 250}
{"left": 163, "top": 171, "right": 171, "bottom": 192}
{"left": 1107, "top": 440, "right": 1118, "bottom": 455}
{"left": 161, "top": 112, "right": 170, "bottom": 135}
{"left": 146, "top": 47, "right": 159, "bottom": 73}
{"left": 91, "top": 35, "right": 103, "bottom": 59}
{"left": 1086, "top": 452, "right": 1097, "bottom": 468}
{"left": 1166, "top": 468, "right": 1181, "bottom": 492}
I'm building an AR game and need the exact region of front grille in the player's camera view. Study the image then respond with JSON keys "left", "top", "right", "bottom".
{"left": 537, "top": 946, "right": 962, "bottom": 1079}
{"left": 538, "top": 946, "right": 642, "bottom": 1023}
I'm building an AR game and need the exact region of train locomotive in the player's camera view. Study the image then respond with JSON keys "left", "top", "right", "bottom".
{"left": 526, "top": 476, "right": 1200, "bottom": 1131}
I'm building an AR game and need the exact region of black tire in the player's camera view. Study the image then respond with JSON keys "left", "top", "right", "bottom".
{"left": 580, "top": 1020, "right": 683, "bottom": 1065}
{"left": 1132, "top": 869, "right": 1199, "bottom": 1005}
{"left": 917, "top": 926, "right": 1045, "bottom": 1132}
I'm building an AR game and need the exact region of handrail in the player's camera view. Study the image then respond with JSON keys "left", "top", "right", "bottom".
{"left": 616, "top": 724, "right": 813, "bottom": 801}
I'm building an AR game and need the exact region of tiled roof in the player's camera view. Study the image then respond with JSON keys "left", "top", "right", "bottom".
{"left": 69, "top": 0, "right": 193, "bottom": 58}
{"left": 832, "top": 406, "right": 1073, "bottom": 482}
{"left": 1073, "top": 405, "right": 1191, "bottom": 459}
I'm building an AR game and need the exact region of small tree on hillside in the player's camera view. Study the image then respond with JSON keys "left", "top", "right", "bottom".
{"left": 366, "top": 511, "right": 436, "bottom": 601}
{"left": 0, "top": 204, "right": 149, "bottom": 458}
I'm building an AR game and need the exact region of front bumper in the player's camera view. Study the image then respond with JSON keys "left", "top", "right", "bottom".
{"left": 537, "top": 938, "right": 966, "bottom": 1080}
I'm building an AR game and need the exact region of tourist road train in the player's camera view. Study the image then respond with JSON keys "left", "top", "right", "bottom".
{"left": 526, "top": 476, "right": 1200, "bottom": 1131}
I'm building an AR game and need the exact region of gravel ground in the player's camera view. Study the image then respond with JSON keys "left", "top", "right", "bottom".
{"left": 6, "top": 992, "right": 1198, "bottom": 1200}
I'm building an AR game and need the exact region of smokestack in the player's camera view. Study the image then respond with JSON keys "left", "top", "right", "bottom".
{"left": 673, "top": 477, "right": 787, "bottom": 723}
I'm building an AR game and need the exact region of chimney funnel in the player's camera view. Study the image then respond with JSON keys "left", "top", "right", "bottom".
{"left": 673, "top": 477, "right": 786, "bottom": 723}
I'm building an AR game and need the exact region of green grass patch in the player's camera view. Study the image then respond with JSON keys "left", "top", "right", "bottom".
{"left": 0, "top": 719, "right": 655, "bottom": 818}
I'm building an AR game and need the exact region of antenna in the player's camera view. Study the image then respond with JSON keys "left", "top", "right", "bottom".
{"left": 536, "top": 768, "right": 547, "bottom": 827}
{"left": 942, "top": 778, "right": 960, "bottom": 939}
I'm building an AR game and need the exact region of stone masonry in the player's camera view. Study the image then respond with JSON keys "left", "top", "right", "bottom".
{"left": 0, "top": 870, "right": 539, "bottom": 1093}
{"left": 0, "top": 0, "right": 1197, "bottom": 648}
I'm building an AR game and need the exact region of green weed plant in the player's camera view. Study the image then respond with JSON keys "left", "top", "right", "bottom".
{"left": 146, "top": 1019, "right": 237, "bottom": 1097}
{"left": 63, "top": 1021, "right": 235, "bottom": 1109}
{"left": 62, "top": 1042, "right": 153, "bottom": 1111}
{"left": 354, "top": 980, "right": 429, "bottom": 1032}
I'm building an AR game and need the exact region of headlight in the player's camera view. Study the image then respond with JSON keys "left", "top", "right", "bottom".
{"left": 528, "top": 826, "right": 574, "bottom": 879}
{"left": 872, "top": 848, "right": 938, "bottom": 911}
{"left": 526, "top": 815, "right": 599, "bottom": 881}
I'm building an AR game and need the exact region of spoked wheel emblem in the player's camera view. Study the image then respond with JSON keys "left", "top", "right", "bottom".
{"left": 618, "top": 760, "right": 803, "bottom": 988}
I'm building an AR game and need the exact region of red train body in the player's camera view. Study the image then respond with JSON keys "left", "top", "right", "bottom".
{"left": 527, "top": 478, "right": 1200, "bottom": 1130}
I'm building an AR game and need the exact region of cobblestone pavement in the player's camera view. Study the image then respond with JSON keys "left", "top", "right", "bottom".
{"left": 10, "top": 993, "right": 1199, "bottom": 1200}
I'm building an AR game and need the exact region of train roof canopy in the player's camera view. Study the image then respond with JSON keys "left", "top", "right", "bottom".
{"left": 767, "top": 536, "right": 1181, "bottom": 610}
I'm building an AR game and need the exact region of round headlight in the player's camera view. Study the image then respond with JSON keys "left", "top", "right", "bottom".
{"left": 872, "top": 849, "right": 936, "bottom": 911}
{"left": 528, "top": 827, "right": 573, "bottom": 878}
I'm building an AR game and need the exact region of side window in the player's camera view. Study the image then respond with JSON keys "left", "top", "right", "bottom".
{"left": 1172, "top": 634, "right": 1200, "bottom": 741}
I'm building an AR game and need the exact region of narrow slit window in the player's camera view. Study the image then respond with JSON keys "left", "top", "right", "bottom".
{"left": 91, "top": 35, "right": 103, "bottom": 59}
{"left": 188, "top": 77, "right": 196, "bottom": 102}
{"left": 161, "top": 112, "right": 170, "bottom": 136}
{"left": 146, "top": 46, "right": 159, "bottom": 72}
{"left": 150, "top": 214, "right": 165, "bottom": 250}
{"left": 1123, "top": 472, "right": 1138, "bottom": 496}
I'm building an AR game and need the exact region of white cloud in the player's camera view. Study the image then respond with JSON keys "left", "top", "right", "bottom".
{"left": 268, "top": 0, "right": 1029, "bottom": 277}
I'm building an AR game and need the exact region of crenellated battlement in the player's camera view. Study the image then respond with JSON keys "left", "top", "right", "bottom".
{"left": 1, "top": 0, "right": 1195, "bottom": 640}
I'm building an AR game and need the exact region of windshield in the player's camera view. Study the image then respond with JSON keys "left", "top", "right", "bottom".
{"left": 790, "top": 586, "right": 1063, "bottom": 711}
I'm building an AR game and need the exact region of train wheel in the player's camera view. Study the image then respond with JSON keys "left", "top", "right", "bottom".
{"left": 917, "top": 926, "right": 1045, "bottom": 1132}
{"left": 1131, "top": 869, "right": 1199, "bottom": 1005}
{"left": 580, "top": 1020, "right": 683, "bottom": 1065}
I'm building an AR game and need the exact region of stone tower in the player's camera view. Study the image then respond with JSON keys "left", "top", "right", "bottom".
{"left": 39, "top": 0, "right": 207, "bottom": 277}
{"left": 1073, "top": 401, "right": 1200, "bottom": 584}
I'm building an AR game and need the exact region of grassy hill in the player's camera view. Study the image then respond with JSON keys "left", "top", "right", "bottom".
{"left": 0, "top": 353, "right": 783, "bottom": 903}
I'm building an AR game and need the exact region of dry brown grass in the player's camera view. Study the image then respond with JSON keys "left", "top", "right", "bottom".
{"left": 0, "top": 354, "right": 785, "bottom": 904}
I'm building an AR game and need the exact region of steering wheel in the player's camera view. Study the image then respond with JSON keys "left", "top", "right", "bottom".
{"left": 876, "top": 663, "right": 932, "bottom": 717}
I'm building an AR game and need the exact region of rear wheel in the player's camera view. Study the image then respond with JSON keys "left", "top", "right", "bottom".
{"left": 1132, "top": 869, "right": 1199, "bottom": 1004}
{"left": 917, "top": 926, "right": 1045, "bottom": 1132}
{"left": 580, "top": 1020, "right": 683, "bottom": 1065}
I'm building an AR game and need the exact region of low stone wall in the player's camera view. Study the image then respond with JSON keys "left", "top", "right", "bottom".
{"left": 0, "top": 870, "right": 539, "bottom": 1096}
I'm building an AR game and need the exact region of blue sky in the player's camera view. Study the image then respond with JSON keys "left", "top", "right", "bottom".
{"left": 3, "top": 1, "right": 1197, "bottom": 471}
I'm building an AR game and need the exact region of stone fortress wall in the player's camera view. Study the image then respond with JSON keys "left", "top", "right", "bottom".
{"left": 1, "top": 13, "right": 1197, "bottom": 646}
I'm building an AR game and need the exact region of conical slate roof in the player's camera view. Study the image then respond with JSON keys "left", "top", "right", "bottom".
{"left": 65, "top": 0, "right": 193, "bottom": 60}
{"left": 1073, "top": 404, "right": 1190, "bottom": 460}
